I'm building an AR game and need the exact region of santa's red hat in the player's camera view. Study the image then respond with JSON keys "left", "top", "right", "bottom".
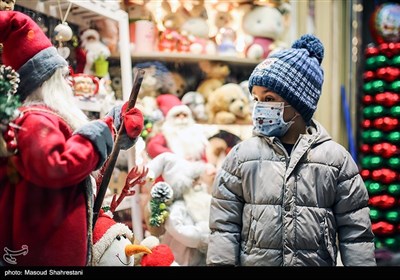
{"left": 0, "top": 11, "right": 68, "bottom": 100}
{"left": 92, "top": 210, "right": 133, "bottom": 265}
{"left": 156, "top": 94, "right": 182, "bottom": 116}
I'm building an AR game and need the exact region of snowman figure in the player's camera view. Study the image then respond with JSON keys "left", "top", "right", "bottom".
{"left": 92, "top": 210, "right": 151, "bottom": 266}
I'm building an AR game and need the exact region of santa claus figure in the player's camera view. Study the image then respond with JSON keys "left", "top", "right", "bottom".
{"left": 146, "top": 94, "right": 209, "bottom": 162}
{"left": 77, "top": 28, "right": 111, "bottom": 76}
{"left": 0, "top": 11, "right": 144, "bottom": 266}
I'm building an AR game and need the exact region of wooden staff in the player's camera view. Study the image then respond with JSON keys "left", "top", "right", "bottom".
{"left": 92, "top": 68, "right": 145, "bottom": 227}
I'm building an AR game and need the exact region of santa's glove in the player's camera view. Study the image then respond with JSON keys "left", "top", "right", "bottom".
{"left": 73, "top": 120, "right": 114, "bottom": 169}
{"left": 105, "top": 102, "right": 144, "bottom": 150}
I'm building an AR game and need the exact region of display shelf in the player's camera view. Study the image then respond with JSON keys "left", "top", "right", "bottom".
{"left": 129, "top": 51, "right": 261, "bottom": 67}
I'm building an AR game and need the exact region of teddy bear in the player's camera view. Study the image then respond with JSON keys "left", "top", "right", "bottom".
{"left": 168, "top": 71, "right": 187, "bottom": 99}
{"left": 242, "top": 4, "right": 290, "bottom": 60}
{"left": 133, "top": 61, "right": 172, "bottom": 99}
{"left": 196, "top": 60, "right": 230, "bottom": 102}
{"left": 207, "top": 83, "right": 252, "bottom": 125}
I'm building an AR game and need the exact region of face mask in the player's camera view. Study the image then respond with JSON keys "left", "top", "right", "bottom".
{"left": 252, "top": 101, "right": 296, "bottom": 137}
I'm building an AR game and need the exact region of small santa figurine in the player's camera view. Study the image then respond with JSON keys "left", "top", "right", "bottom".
{"left": 146, "top": 94, "right": 209, "bottom": 162}
{"left": 76, "top": 29, "right": 111, "bottom": 76}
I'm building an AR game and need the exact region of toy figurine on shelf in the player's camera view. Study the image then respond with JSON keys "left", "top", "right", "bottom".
{"left": 0, "top": 0, "right": 15, "bottom": 11}
{"left": 77, "top": 29, "right": 111, "bottom": 77}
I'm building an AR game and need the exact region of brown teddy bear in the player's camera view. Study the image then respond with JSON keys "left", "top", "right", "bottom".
{"left": 207, "top": 83, "right": 252, "bottom": 125}
{"left": 196, "top": 60, "right": 230, "bottom": 102}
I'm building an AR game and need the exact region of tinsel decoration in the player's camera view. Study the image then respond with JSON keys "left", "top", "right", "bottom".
{"left": 0, "top": 65, "right": 21, "bottom": 131}
{"left": 149, "top": 182, "right": 173, "bottom": 227}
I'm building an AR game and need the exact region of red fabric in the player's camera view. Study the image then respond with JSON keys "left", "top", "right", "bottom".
{"left": 156, "top": 94, "right": 182, "bottom": 117}
{"left": 93, "top": 211, "right": 115, "bottom": 245}
{"left": 140, "top": 244, "right": 175, "bottom": 266}
{"left": 0, "top": 11, "right": 53, "bottom": 70}
{"left": 103, "top": 116, "right": 115, "bottom": 138}
{"left": 0, "top": 105, "right": 106, "bottom": 266}
{"left": 146, "top": 133, "right": 172, "bottom": 159}
{"left": 121, "top": 103, "right": 144, "bottom": 139}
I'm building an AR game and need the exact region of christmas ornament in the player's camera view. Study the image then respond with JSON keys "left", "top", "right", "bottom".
{"left": 54, "top": 1, "right": 73, "bottom": 59}
{"left": 374, "top": 92, "right": 399, "bottom": 107}
{"left": 369, "top": 3, "right": 400, "bottom": 44}
{"left": 149, "top": 182, "right": 173, "bottom": 227}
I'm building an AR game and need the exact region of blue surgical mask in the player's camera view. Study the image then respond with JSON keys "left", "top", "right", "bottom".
{"left": 252, "top": 101, "right": 296, "bottom": 137}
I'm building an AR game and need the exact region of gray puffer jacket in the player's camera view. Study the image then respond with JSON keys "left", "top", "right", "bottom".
{"left": 206, "top": 120, "right": 376, "bottom": 266}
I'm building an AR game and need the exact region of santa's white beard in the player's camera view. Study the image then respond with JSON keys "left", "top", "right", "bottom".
{"left": 24, "top": 68, "right": 89, "bottom": 130}
{"left": 162, "top": 118, "right": 207, "bottom": 161}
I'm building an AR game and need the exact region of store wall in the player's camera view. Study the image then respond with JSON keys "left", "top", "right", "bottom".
{"left": 291, "top": 0, "right": 351, "bottom": 149}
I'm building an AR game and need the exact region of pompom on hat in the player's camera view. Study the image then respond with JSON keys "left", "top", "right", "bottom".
{"left": 248, "top": 34, "right": 324, "bottom": 123}
{"left": 0, "top": 11, "right": 68, "bottom": 100}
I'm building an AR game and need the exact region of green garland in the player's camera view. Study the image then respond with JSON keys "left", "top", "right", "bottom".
{"left": 0, "top": 65, "right": 21, "bottom": 130}
{"left": 149, "top": 182, "right": 173, "bottom": 227}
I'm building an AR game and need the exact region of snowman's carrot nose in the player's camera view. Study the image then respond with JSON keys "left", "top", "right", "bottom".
{"left": 125, "top": 244, "right": 152, "bottom": 257}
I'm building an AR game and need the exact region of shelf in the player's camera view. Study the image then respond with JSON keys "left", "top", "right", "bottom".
{"left": 128, "top": 51, "right": 261, "bottom": 67}
{"left": 16, "top": 0, "right": 122, "bottom": 28}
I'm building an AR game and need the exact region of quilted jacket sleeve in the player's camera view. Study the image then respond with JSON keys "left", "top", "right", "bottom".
{"left": 206, "top": 145, "right": 244, "bottom": 266}
{"left": 334, "top": 151, "right": 377, "bottom": 266}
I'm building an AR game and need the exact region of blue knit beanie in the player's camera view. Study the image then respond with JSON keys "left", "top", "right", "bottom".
{"left": 248, "top": 34, "right": 324, "bottom": 123}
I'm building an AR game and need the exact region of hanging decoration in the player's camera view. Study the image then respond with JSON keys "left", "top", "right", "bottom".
{"left": 54, "top": 0, "right": 73, "bottom": 59}
{"left": 360, "top": 2, "right": 400, "bottom": 261}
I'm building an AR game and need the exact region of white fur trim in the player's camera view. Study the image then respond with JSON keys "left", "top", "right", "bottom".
{"left": 92, "top": 223, "right": 133, "bottom": 265}
{"left": 166, "top": 105, "right": 192, "bottom": 120}
{"left": 140, "top": 236, "right": 160, "bottom": 249}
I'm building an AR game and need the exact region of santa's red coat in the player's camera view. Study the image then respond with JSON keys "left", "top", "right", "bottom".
{"left": 0, "top": 105, "right": 101, "bottom": 266}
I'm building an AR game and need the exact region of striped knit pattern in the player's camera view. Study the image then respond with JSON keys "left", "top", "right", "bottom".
{"left": 248, "top": 34, "right": 324, "bottom": 123}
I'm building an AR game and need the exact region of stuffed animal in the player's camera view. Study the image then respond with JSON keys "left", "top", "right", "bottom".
{"left": 168, "top": 71, "right": 187, "bottom": 99}
{"left": 242, "top": 4, "right": 290, "bottom": 60}
{"left": 133, "top": 61, "right": 172, "bottom": 99}
{"left": 196, "top": 60, "right": 230, "bottom": 102}
{"left": 207, "top": 83, "right": 252, "bottom": 124}
{"left": 158, "top": 1, "right": 186, "bottom": 52}
{"left": 181, "top": 91, "right": 208, "bottom": 123}
{"left": 179, "top": 0, "right": 217, "bottom": 55}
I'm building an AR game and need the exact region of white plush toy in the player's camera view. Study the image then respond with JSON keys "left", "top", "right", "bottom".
{"left": 242, "top": 4, "right": 290, "bottom": 60}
